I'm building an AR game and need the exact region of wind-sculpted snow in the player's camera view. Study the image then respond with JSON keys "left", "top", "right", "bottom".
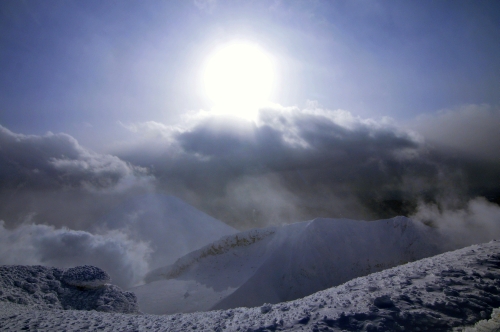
{"left": 134, "top": 216, "right": 440, "bottom": 314}
{"left": 2, "top": 241, "right": 500, "bottom": 331}
{"left": 0, "top": 265, "right": 138, "bottom": 314}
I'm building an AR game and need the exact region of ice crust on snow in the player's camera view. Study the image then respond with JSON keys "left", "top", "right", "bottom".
{"left": 3, "top": 241, "right": 500, "bottom": 331}
{"left": 62, "top": 265, "right": 111, "bottom": 288}
{"left": 134, "top": 216, "right": 440, "bottom": 314}
{"left": 0, "top": 265, "right": 138, "bottom": 313}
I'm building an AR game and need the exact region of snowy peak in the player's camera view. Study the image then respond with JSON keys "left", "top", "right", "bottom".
{"left": 134, "top": 216, "right": 439, "bottom": 314}
{"left": 103, "top": 193, "right": 235, "bottom": 236}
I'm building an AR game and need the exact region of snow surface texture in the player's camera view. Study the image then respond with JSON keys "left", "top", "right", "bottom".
{"left": 0, "top": 265, "right": 138, "bottom": 314}
{"left": 134, "top": 216, "right": 440, "bottom": 314}
{"left": 2, "top": 241, "right": 500, "bottom": 331}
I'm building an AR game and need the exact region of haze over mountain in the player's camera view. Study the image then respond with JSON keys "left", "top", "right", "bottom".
{"left": 0, "top": 193, "right": 236, "bottom": 289}
{"left": 100, "top": 193, "right": 237, "bottom": 270}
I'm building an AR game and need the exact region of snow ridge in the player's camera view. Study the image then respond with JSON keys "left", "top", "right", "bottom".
{"left": 145, "top": 227, "right": 276, "bottom": 283}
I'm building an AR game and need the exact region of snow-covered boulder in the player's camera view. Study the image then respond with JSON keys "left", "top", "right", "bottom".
{"left": 62, "top": 266, "right": 110, "bottom": 288}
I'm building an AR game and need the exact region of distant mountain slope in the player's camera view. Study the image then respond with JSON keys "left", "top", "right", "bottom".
{"left": 133, "top": 216, "right": 440, "bottom": 314}
{"left": 3, "top": 240, "right": 500, "bottom": 331}
{"left": 101, "top": 193, "right": 237, "bottom": 271}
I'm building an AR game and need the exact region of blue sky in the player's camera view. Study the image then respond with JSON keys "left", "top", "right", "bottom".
{"left": 0, "top": 0, "right": 499, "bottom": 230}
{"left": 1, "top": 0, "right": 499, "bottom": 146}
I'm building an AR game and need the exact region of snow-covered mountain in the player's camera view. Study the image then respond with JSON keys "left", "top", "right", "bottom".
{"left": 3, "top": 240, "right": 500, "bottom": 331}
{"left": 133, "top": 216, "right": 440, "bottom": 314}
{"left": 100, "top": 193, "right": 237, "bottom": 271}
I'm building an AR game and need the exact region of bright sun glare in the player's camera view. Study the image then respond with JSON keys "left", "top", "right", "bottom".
{"left": 203, "top": 42, "right": 275, "bottom": 121}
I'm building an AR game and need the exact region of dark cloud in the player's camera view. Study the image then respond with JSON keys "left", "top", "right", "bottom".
{"left": 115, "top": 105, "right": 500, "bottom": 229}
{"left": 0, "top": 125, "right": 154, "bottom": 230}
{"left": 0, "top": 125, "right": 150, "bottom": 191}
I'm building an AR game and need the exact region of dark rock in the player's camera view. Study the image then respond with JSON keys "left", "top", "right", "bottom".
{"left": 374, "top": 295, "right": 395, "bottom": 309}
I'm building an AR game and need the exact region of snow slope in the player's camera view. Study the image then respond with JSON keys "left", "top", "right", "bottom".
{"left": 100, "top": 193, "right": 237, "bottom": 270}
{"left": 133, "top": 216, "right": 440, "bottom": 314}
{"left": 2, "top": 240, "right": 500, "bottom": 331}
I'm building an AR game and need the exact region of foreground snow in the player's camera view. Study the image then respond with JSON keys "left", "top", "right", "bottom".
{"left": 3, "top": 241, "right": 500, "bottom": 331}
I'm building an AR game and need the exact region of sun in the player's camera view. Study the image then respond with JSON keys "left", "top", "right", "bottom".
{"left": 203, "top": 42, "right": 275, "bottom": 121}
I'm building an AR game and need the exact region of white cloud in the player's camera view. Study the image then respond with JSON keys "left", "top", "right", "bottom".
{"left": 411, "top": 197, "right": 500, "bottom": 251}
{"left": 0, "top": 221, "right": 152, "bottom": 288}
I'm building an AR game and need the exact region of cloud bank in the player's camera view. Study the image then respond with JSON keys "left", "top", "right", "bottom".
{"left": 116, "top": 104, "right": 500, "bottom": 229}
{"left": 0, "top": 125, "right": 150, "bottom": 191}
{"left": 411, "top": 197, "right": 500, "bottom": 251}
{"left": 0, "top": 125, "right": 153, "bottom": 229}
{"left": 413, "top": 104, "right": 500, "bottom": 162}
{"left": 0, "top": 103, "right": 499, "bottom": 285}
